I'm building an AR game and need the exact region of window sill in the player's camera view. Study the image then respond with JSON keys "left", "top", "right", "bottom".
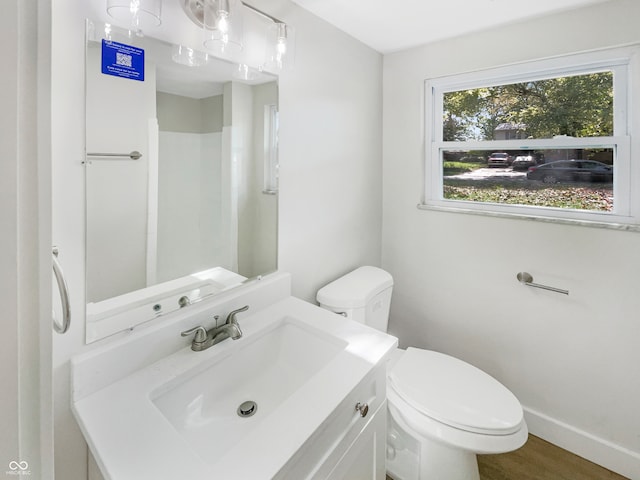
{"left": 417, "top": 202, "right": 640, "bottom": 232}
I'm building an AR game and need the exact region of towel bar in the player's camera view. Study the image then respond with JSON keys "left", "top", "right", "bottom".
{"left": 53, "top": 246, "right": 71, "bottom": 334}
{"left": 516, "top": 272, "right": 569, "bottom": 295}
{"left": 86, "top": 151, "right": 142, "bottom": 160}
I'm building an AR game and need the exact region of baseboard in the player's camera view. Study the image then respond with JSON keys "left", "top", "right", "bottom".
{"left": 523, "top": 406, "right": 640, "bottom": 480}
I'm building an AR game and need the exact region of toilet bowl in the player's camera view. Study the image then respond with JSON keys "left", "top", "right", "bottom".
{"left": 317, "top": 267, "right": 528, "bottom": 480}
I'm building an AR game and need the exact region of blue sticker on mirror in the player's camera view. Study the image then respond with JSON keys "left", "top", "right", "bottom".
{"left": 101, "top": 40, "right": 144, "bottom": 81}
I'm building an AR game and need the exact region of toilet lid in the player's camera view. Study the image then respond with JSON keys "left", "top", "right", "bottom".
{"left": 389, "top": 348, "right": 523, "bottom": 435}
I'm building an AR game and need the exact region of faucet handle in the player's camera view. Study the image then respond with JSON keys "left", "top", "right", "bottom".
{"left": 181, "top": 325, "right": 207, "bottom": 343}
{"left": 226, "top": 305, "right": 249, "bottom": 324}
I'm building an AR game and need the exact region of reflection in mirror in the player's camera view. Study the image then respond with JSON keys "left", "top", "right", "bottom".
{"left": 85, "top": 21, "right": 278, "bottom": 343}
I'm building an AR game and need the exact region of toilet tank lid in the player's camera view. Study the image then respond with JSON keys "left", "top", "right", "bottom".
{"left": 317, "top": 266, "right": 393, "bottom": 309}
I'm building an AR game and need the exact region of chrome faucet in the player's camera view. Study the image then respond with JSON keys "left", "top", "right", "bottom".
{"left": 180, "top": 305, "right": 249, "bottom": 352}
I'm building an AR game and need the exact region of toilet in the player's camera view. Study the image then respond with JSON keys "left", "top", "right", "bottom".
{"left": 317, "top": 266, "right": 528, "bottom": 480}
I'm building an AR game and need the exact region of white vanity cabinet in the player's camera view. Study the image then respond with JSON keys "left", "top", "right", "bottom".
{"left": 276, "top": 362, "right": 388, "bottom": 480}
{"left": 71, "top": 281, "right": 397, "bottom": 480}
{"left": 324, "top": 403, "right": 386, "bottom": 480}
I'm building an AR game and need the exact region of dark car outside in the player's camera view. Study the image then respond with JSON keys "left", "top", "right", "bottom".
{"left": 526, "top": 160, "right": 613, "bottom": 184}
{"left": 487, "top": 152, "right": 512, "bottom": 167}
{"left": 511, "top": 155, "right": 536, "bottom": 171}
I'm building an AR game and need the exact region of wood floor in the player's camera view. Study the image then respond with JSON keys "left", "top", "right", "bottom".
{"left": 386, "top": 434, "right": 630, "bottom": 480}
{"left": 477, "top": 435, "right": 629, "bottom": 480}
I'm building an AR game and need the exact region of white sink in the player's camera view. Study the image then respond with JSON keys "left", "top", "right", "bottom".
{"left": 152, "top": 318, "right": 347, "bottom": 466}
{"left": 71, "top": 292, "right": 397, "bottom": 480}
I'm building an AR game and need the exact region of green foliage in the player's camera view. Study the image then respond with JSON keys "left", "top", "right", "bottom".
{"left": 443, "top": 160, "right": 485, "bottom": 175}
{"left": 443, "top": 72, "right": 613, "bottom": 141}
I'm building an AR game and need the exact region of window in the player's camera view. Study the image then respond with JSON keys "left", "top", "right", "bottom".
{"left": 423, "top": 47, "right": 637, "bottom": 226}
{"left": 263, "top": 104, "right": 279, "bottom": 194}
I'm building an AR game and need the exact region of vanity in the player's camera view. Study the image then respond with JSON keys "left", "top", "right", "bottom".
{"left": 71, "top": 272, "right": 397, "bottom": 479}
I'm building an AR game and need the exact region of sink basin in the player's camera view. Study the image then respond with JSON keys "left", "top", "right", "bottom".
{"left": 151, "top": 318, "right": 347, "bottom": 466}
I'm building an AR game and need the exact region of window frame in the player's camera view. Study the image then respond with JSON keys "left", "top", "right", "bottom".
{"left": 422, "top": 46, "right": 637, "bottom": 227}
{"left": 263, "top": 103, "right": 279, "bottom": 195}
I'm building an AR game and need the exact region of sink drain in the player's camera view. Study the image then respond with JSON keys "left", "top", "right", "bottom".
{"left": 237, "top": 400, "right": 258, "bottom": 418}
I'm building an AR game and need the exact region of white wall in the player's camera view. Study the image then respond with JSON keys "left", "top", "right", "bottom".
{"left": 157, "top": 131, "right": 225, "bottom": 279}
{"left": 156, "top": 93, "right": 226, "bottom": 281}
{"left": 52, "top": 1, "right": 94, "bottom": 477}
{"left": 1, "top": 0, "right": 54, "bottom": 477}
{"left": 233, "top": 82, "right": 257, "bottom": 277}
{"left": 247, "top": 82, "right": 279, "bottom": 278}
{"left": 51, "top": 0, "right": 383, "bottom": 479}
{"left": 230, "top": 80, "right": 280, "bottom": 279}
{"left": 85, "top": 44, "right": 156, "bottom": 301}
{"left": 382, "top": 0, "right": 640, "bottom": 477}
{"left": 273, "top": 1, "right": 384, "bottom": 301}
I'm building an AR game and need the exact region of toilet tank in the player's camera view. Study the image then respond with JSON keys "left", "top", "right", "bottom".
{"left": 316, "top": 266, "right": 393, "bottom": 332}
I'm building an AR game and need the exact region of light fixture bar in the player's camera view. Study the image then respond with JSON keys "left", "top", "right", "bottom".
{"left": 241, "top": 2, "right": 286, "bottom": 25}
{"left": 180, "top": 0, "right": 286, "bottom": 29}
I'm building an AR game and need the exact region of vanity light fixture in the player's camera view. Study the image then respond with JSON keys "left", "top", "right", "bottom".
{"left": 106, "top": 0, "right": 162, "bottom": 35}
{"left": 203, "top": 0, "right": 244, "bottom": 56}
{"left": 180, "top": 0, "right": 295, "bottom": 71}
{"left": 264, "top": 21, "right": 295, "bottom": 71}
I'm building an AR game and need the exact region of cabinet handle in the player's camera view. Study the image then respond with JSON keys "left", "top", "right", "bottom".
{"left": 355, "top": 402, "right": 369, "bottom": 418}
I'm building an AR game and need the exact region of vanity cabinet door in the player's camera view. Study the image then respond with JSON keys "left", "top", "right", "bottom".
{"left": 275, "top": 364, "right": 387, "bottom": 480}
{"left": 325, "top": 402, "right": 387, "bottom": 480}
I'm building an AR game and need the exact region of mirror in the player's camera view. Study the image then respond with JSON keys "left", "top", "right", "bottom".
{"left": 84, "top": 21, "right": 278, "bottom": 343}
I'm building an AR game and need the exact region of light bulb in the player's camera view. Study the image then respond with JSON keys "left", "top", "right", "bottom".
{"left": 264, "top": 21, "right": 291, "bottom": 70}
{"left": 218, "top": 14, "right": 229, "bottom": 34}
{"left": 277, "top": 38, "right": 287, "bottom": 55}
{"left": 202, "top": 0, "right": 243, "bottom": 56}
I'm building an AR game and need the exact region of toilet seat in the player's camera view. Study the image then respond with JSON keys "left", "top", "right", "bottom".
{"left": 389, "top": 348, "right": 523, "bottom": 435}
